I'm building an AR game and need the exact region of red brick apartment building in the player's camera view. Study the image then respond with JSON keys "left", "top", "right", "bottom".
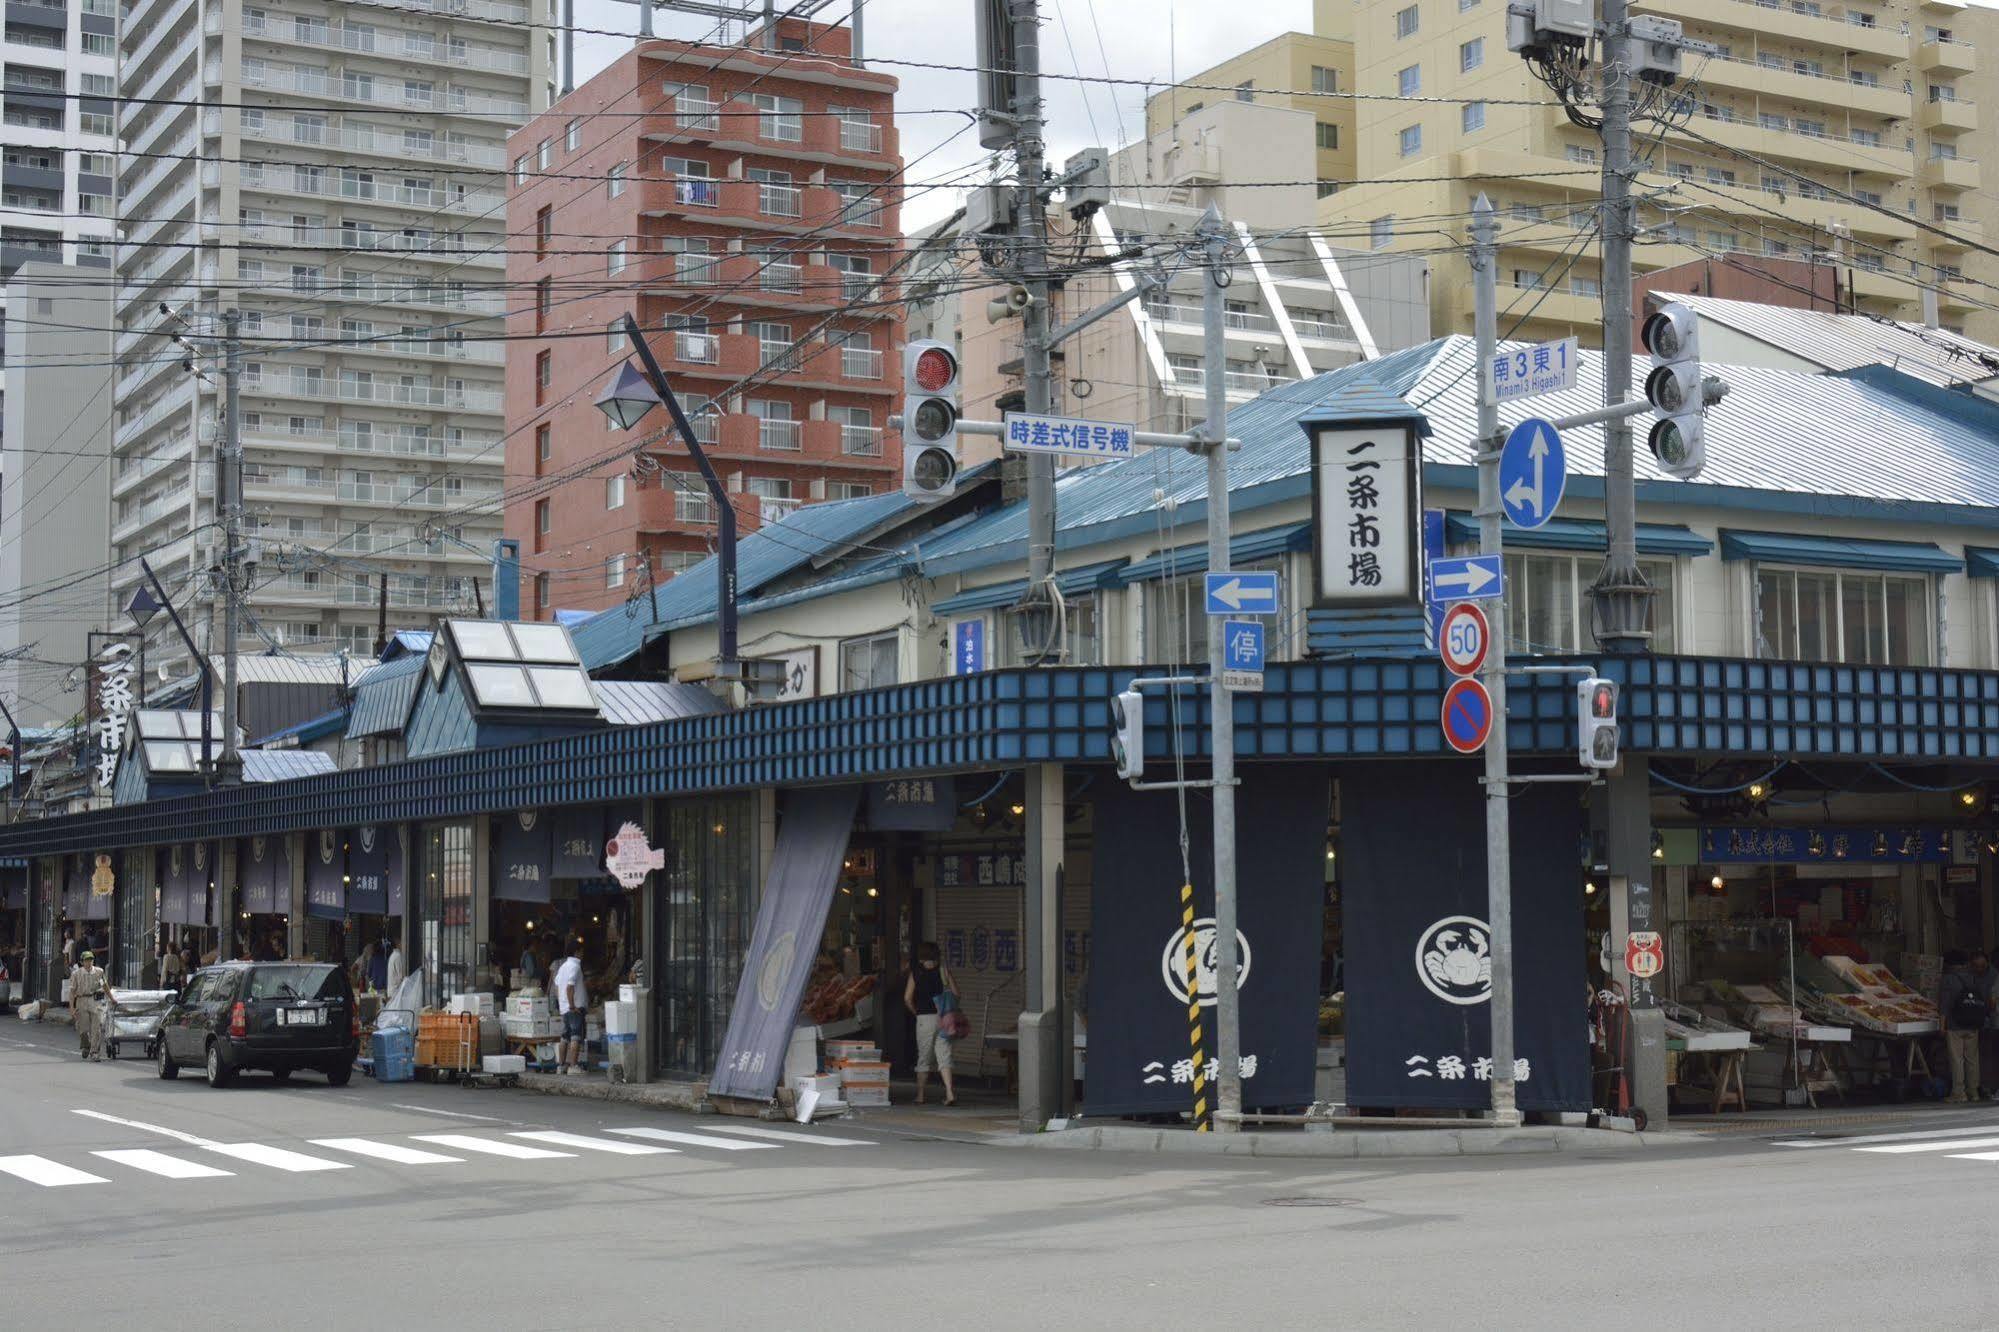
{"left": 503, "top": 18, "right": 902, "bottom": 618}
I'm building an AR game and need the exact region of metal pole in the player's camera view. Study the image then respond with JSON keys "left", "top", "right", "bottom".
{"left": 1200, "top": 208, "right": 1243, "bottom": 1134}
{"left": 1470, "top": 195, "right": 1519, "bottom": 1127}
{"left": 850, "top": 0, "right": 863, "bottom": 65}
{"left": 1588, "top": 0, "right": 1648, "bottom": 650}
{"left": 1014, "top": 0, "right": 1056, "bottom": 606}
{"left": 560, "top": 0, "right": 575, "bottom": 96}
{"left": 218, "top": 309, "right": 243, "bottom": 784}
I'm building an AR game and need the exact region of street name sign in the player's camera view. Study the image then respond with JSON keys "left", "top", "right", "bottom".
{"left": 1488, "top": 336, "right": 1579, "bottom": 405}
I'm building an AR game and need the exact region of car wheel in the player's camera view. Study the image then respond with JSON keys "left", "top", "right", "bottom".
{"left": 157, "top": 1040, "right": 179, "bottom": 1080}
{"left": 205, "top": 1042, "right": 235, "bottom": 1088}
{"left": 325, "top": 1064, "right": 354, "bottom": 1088}
{"left": 270, "top": 1067, "right": 291, "bottom": 1084}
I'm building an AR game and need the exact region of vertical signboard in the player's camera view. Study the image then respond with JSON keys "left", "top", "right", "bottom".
{"left": 1310, "top": 421, "right": 1421, "bottom": 608}
{"left": 86, "top": 631, "right": 141, "bottom": 793}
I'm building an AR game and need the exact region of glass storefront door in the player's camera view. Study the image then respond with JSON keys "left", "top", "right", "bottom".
{"left": 420, "top": 822, "right": 474, "bottom": 1008}
{"left": 656, "top": 796, "right": 756, "bottom": 1077}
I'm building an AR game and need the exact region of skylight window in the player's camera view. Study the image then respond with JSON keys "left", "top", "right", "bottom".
{"left": 448, "top": 619, "right": 598, "bottom": 712}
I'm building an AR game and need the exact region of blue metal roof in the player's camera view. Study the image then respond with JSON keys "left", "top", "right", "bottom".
{"left": 253, "top": 706, "right": 348, "bottom": 748}
{"left": 1115, "top": 522, "right": 1313, "bottom": 585}
{"left": 1442, "top": 513, "right": 1713, "bottom": 556}
{"left": 242, "top": 749, "right": 338, "bottom": 782}
{"left": 930, "top": 558, "right": 1129, "bottom": 616}
{"left": 346, "top": 652, "right": 427, "bottom": 739}
{"left": 594, "top": 679, "right": 728, "bottom": 726}
{"left": 1718, "top": 530, "right": 1964, "bottom": 573}
{"left": 1969, "top": 548, "right": 1999, "bottom": 579}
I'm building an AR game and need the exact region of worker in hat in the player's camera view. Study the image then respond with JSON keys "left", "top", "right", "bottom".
{"left": 68, "top": 949, "right": 111, "bottom": 1061}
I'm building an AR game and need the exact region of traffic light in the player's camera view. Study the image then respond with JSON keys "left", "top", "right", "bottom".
{"left": 1577, "top": 677, "right": 1620, "bottom": 772}
{"left": 1642, "top": 302, "right": 1706, "bottom": 481}
{"left": 1111, "top": 688, "right": 1144, "bottom": 781}
{"left": 901, "top": 339, "right": 961, "bottom": 502}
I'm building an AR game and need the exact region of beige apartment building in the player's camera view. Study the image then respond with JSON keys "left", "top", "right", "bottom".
{"left": 1278, "top": 0, "right": 1996, "bottom": 345}
{"left": 1079, "top": 0, "right": 1986, "bottom": 362}
{"left": 1143, "top": 3, "right": 1358, "bottom": 204}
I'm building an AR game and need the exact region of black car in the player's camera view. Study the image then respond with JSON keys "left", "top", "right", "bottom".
{"left": 156, "top": 962, "right": 359, "bottom": 1088}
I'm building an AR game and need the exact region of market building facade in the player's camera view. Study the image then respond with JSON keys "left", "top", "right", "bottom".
{"left": 10, "top": 336, "right": 1999, "bottom": 1126}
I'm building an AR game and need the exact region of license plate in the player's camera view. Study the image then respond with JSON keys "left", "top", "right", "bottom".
{"left": 282, "top": 1008, "right": 323, "bottom": 1026}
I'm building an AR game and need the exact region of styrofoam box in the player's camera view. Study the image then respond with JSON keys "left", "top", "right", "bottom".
{"left": 792, "top": 1074, "right": 842, "bottom": 1097}
{"left": 502, "top": 1016, "right": 557, "bottom": 1039}
{"left": 482, "top": 1054, "right": 526, "bottom": 1075}
{"left": 619, "top": 984, "right": 640, "bottom": 1005}
{"left": 825, "top": 1040, "right": 878, "bottom": 1061}
{"left": 450, "top": 992, "right": 496, "bottom": 1017}
{"left": 603, "top": 1000, "right": 636, "bottom": 1036}
{"left": 845, "top": 1087, "right": 890, "bottom": 1106}
{"left": 506, "top": 995, "right": 551, "bottom": 1021}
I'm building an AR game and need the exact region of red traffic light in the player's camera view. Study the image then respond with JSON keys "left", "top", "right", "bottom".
{"left": 1590, "top": 683, "right": 1616, "bottom": 718}
{"left": 913, "top": 346, "right": 957, "bottom": 393}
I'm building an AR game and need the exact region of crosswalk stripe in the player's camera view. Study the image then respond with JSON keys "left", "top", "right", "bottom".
{"left": 0, "top": 1155, "right": 107, "bottom": 1187}
{"left": 92, "top": 1149, "right": 233, "bottom": 1179}
{"left": 201, "top": 1143, "right": 350, "bottom": 1173}
{"left": 1946, "top": 1151, "right": 1999, "bottom": 1162}
{"left": 699, "top": 1124, "right": 875, "bottom": 1147}
{"left": 609, "top": 1127, "right": 778, "bottom": 1152}
{"left": 1773, "top": 1125, "right": 1999, "bottom": 1148}
{"left": 312, "top": 1138, "right": 464, "bottom": 1165}
{"left": 1856, "top": 1135, "right": 1999, "bottom": 1155}
{"left": 413, "top": 1133, "right": 573, "bottom": 1160}
{"left": 509, "top": 1131, "right": 675, "bottom": 1156}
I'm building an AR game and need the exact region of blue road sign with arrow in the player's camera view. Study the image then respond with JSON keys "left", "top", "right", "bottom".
{"left": 1205, "top": 570, "right": 1280, "bottom": 616}
{"left": 1499, "top": 417, "right": 1566, "bottom": 530}
{"left": 1427, "top": 554, "right": 1502, "bottom": 605}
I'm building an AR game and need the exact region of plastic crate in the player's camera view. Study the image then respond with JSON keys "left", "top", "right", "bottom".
{"left": 371, "top": 1027, "right": 415, "bottom": 1083}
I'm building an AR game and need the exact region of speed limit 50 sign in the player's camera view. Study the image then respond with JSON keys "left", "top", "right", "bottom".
{"left": 1439, "top": 602, "right": 1490, "bottom": 677}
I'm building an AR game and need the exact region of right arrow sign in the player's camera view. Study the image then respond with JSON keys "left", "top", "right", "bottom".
{"left": 1499, "top": 417, "right": 1567, "bottom": 531}
{"left": 1427, "top": 555, "right": 1503, "bottom": 605}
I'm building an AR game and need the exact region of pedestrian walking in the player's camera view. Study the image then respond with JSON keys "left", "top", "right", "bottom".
{"left": 553, "top": 940, "right": 589, "bottom": 1075}
{"left": 159, "top": 942, "right": 186, "bottom": 992}
{"left": 68, "top": 950, "right": 111, "bottom": 1061}
{"left": 1941, "top": 949, "right": 1993, "bottom": 1102}
{"left": 904, "top": 941, "right": 958, "bottom": 1106}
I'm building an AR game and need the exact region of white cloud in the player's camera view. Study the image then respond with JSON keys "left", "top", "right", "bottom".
{"left": 568, "top": 0, "right": 1313, "bottom": 227}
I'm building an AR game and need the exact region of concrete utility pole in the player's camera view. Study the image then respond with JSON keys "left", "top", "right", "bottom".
{"left": 1199, "top": 209, "right": 1243, "bottom": 1133}
{"left": 1469, "top": 196, "right": 1519, "bottom": 1127}
{"left": 217, "top": 309, "right": 244, "bottom": 785}
{"left": 1012, "top": 0, "right": 1058, "bottom": 612}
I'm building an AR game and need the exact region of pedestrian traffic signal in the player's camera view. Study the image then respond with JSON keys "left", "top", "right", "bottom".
{"left": 1111, "top": 688, "right": 1144, "bottom": 781}
{"left": 902, "top": 339, "right": 961, "bottom": 503}
{"left": 1577, "top": 676, "right": 1620, "bottom": 772}
{"left": 1642, "top": 302, "right": 1707, "bottom": 481}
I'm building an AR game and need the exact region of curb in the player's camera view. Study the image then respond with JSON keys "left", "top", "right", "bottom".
{"left": 998, "top": 1124, "right": 1713, "bottom": 1158}
{"left": 508, "top": 1071, "right": 710, "bottom": 1113}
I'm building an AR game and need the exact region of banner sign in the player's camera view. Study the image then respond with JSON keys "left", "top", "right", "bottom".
{"left": 240, "top": 836, "right": 289, "bottom": 915}
{"left": 86, "top": 632, "right": 140, "bottom": 791}
{"left": 158, "top": 846, "right": 189, "bottom": 926}
{"left": 346, "top": 827, "right": 388, "bottom": 915}
{"left": 494, "top": 810, "right": 552, "bottom": 903}
{"left": 1086, "top": 764, "right": 1323, "bottom": 1116}
{"left": 553, "top": 806, "right": 603, "bottom": 879}
{"left": 306, "top": 829, "right": 345, "bottom": 920}
{"left": 1311, "top": 421, "right": 1421, "bottom": 609}
{"left": 1699, "top": 825, "right": 1951, "bottom": 864}
{"left": 1341, "top": 763, "right": 1587, "bottom": 1112}
{"left": 386, "top": 826, "right": 406, "bottom": 917}
{"left": 866, "top": 776, "right": 958, "bottom": 832}
{"left": 709, "top": 786, "right": 860, "bottom": 1102}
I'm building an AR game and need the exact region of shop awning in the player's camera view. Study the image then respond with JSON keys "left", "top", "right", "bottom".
{"left": 931, "top": 558, "right": 1129, "bottom": 615}
{"left": 1443, "top": 513, "right": 1711, "bottom": 556}
{"left": 1114, "top": 521, "right": 1311, "bottom": 586}
{"left": 1718, "top": 530, "right": 1964, "bottom": 574}
{"left": 1966, "top": 547, "right": 1999, "bottom": 579}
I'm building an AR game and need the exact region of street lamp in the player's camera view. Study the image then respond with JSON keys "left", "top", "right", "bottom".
{"left": 595, "top": 313, "right": 743, "bottom": 675}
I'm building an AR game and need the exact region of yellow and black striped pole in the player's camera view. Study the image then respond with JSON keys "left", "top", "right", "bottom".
{"left": 1181, "top": 882, "right": 1211, "bottom": 1131}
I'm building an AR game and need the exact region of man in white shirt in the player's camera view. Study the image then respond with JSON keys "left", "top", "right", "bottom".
{"left": 385, "top": 940, "right": 406, "bottom": 996}
{"left": 552, "top": 943, "right": 588, "bottom": 1076}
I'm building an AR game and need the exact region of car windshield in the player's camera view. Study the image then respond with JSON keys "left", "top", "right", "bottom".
{"left": 245, "top": 965, "right": 344, "bottom": 1002}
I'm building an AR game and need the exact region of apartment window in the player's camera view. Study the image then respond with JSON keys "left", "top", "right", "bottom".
{"left": 1317, "top": 122, "right": 1340, "bottom": 150}
{"left": 606, "top": 474, "right": 626, "bottom": 510}
{"left": 1459, "top": 0, "right": 1479, "bottom": 9}
{"left": 536, "top": 139, "right": 551, "bottom": 170}
{"left": 1370, "top": 215, "right": 1395, "bottom": 249}
{"left": 1571, "top": 275, "right": 1601, "bottom": 297}
{"left": 1930, "top": 83, "right": 1958, "bottom": 103}
{"left": 82, "top": 31, "right": 112, "bottom": 55}
{"left": 1317, "top": 182, "right": 1340, "bottom": 199}
{"left": 1398, "top": 64, "right": 1420, "bottom": 97}
{"left": 829, "top": 482, "right": 873, "bottom": 501}
{"left": 608, "top": 161, "right": 627, "bottom": 199}
{"left": 1461, "top": 101, "right": 1486, "bottom": 133}
{"left": 535, "top": 572, "right": 550, "bottom": 608}
{"left": 1759, "top": 112, "right": 1788, "bottom": 131}
{"left": 607, "top": 240, "right": 627, "bottom": 275}
{"left": 753, "top": 93, "right": 804, "bottom": 142}
{"left": 1706, "top": 167, "right": 1736, "bottom": 185}
{"left": 839, "top": 632, "right": 899, "bottom": 691}
{"left": 514, "top": 155, "right": 528, "bottom": 186}
{"left": 535, "top": 424, "right": 551, "bottom": 465}
{"left": 536, "top": 278, "right": 551, "bottom": 331}
{"left": 1311, "top": 66, "right": 1339, "bottom": 94}
{"left": 1511, "top": 269, "right": 1543, "bottom": 290}
{"left": 1505, "top": 554, "right": 1677, "bottom": 653}
{"left": 1756, "top": 568, "right": 1929, "bottom": 666}
{"left": 1394, "top": 4, "right": 1419, "bottom": 37}
{"left": 1460, "top": 37, "right": 1484, "bottom": 71}
{"left": 1235, "top": 80, "right": 1254, "bottom": 103}
{"left": 565, "top": 118, "right": 580, "bottom": 151}
{"left": 535, "top": 206, "right": 552, "bottom": 257}
{"left": 606, "top": 554, "right": 626, "bottom": 589}
{"left": 1399, "top": 124, "right": 1422, "bottom": 157}
{"left": 534, "top": 349, "right": 551, "bottom": 404}
{"left": 534, "top": 498, "right": 550, "bottom": 534}
{"left": 673, "top": 475, "right": 713, "bottom": 525}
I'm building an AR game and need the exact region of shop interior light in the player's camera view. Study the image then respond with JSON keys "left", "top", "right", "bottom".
{"left": 1650, "top": 831, "right": 1665, "bottom": 860}
{"left": 1010, "top": 802, "right": 1025, "bottom": 817}
{"left": 1710, "top": 874, "right": 1725, "bottom": 891}
{"left": 1746, "top": 782, "right": 1767, "bottom": 800}
{"left": 525, "top": 921, "right": 535, "bottom": 931}
{"left": 866, "top": 887, "right": 879, "bottom": 898}
{"left": 1961, "top": 789, "right": 1981, "bottom": 808}
{"left": 1584, "top": 881, "right": 1597, "bottom": 895}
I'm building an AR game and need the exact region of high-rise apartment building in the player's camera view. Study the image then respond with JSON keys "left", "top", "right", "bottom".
{"left": 502, "top": 17, "right": 901, "bottom": 620}
{"left": 1325, "top": 0, "right": 1995, "bottom": 344}
{"left": 111, "top": 0, "right": 548, "bottom": 665}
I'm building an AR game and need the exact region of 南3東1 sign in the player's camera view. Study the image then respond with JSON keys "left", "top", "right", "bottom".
{"left": 1310, "top": 420, "right": 1421, "bottom": 608}
{"left": 1487, "top": 336, "right": 1579, "bottom": 405}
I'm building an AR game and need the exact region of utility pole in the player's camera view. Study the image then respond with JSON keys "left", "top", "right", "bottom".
{"left": 216, "top": 309, "right": 244, "bottom": 784}
{"left": 1012, "top": 0, "right": 1057, "bottom": 619}
{"left": 1470, "top": 196, "right": 1520, "bottom": 1127}
{"left": 1199, "top": 209, "right": 1244, "bottom": 1133}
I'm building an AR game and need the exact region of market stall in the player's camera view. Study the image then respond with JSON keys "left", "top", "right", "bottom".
{"left": 1672, "top": 920, "right": 1854, "bottom": 1108}
{"left": 237, "top": 835, "right": 290, "bottom": 961}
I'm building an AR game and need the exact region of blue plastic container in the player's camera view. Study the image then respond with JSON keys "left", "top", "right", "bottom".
{"left": 371, "top": 1027, "right": 416, "bottom": 1082}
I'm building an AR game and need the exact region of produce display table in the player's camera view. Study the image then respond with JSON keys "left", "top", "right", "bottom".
{"left": 1671, "top": 1043, "right": 1752, "bottom": 1113}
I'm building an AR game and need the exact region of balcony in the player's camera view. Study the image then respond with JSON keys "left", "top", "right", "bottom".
{"left": 839, "top": 346, "right": 883, "bottom": 380}
{"left": 1918, "top": 38, "right": 1976, "bottom": 75}
{"left": 754, "top": 495, "right": 801, "bottom": 524}
{"left": 758, "top": 182, "right": 802, "bottom": 218}
{"left": 1693, "top": 53, "right": 1911, "bottom": 119}
{"left": 1289, "top": 313, "right": 1356, "bottom": 342}
{"left": 1927, "top": 215, "right": 1982, "bottom": 249}
{"left": 1919, "top": 96, "right": 1977, "bottom": 134}
{"left": 1656, "top": 103, "right": 1909, "bottom": 178}
{"left": 838, "top": 119, "right": 883, "bottom": 154}
{"left": 237, "top": 161, "right": 503, "bottom": 215}
{"left": 366, "top": 0, "right": 529, "bottom": 25}
{"left": 759, "top": 261, "right": 803, "bottom": 294}
{"left": 1633, "top": 0, "right": 1911, "bottom": 60}
{"left": 1920, "top": 153, "right": 1979, "bottom": 190}
{"left": 839, "top": 424, "right": 883, "bottom": 457}
{"left": 240, "top": 12, "right": 529, "bottom": 72}
{"left": 755, "top": 417, "right": 801, "bottom": 451}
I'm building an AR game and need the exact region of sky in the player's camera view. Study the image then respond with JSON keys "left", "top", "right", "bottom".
{"left": 571, "top": 0, "right": 1316, "bottom": 229}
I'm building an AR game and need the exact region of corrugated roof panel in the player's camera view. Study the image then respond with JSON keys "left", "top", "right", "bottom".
{"left": 593, "top": 680, "right": 729, "bottom": 727}
{"left": 1658, "top": 292, "right": 1999, "bottom": 390}
{"left": 232, "top": 656, "right": 352, "bottom": 686}
{"left": 346, "top": 654, "right": 426, "bottom": 739}
{"left": 241, "top": 749, "right": 337, "bottom": 782}
{"left": 1441, "top": 513, "right": 1714, "bottom": 555}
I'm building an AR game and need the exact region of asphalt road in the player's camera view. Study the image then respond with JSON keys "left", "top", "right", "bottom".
{"left": 6, "top": 1016, "right": 1999, "bottom": 1329}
